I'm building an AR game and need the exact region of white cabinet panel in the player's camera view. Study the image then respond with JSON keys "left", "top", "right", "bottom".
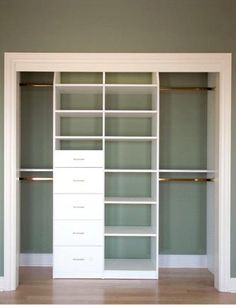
{"left": 54, "top": 220, "right": 103, "bottom": 246}
{"left": 54, "top": 168, "right": 103, "bottom": 193}
{"left": 53, "top": 246, "right": 103, "bottom": 278}
{"left": 54, "top": 150, "right": 103, "bottom": 168}
{"left": 54, "top": 194, "right": 103, "bottom": 220}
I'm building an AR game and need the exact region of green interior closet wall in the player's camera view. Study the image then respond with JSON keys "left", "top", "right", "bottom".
{"left": 21, "top": 73, "right": 53, "bottom": 168}
{"left": 1, "top": 0, "right": 236, "bottom": 276}
{"left": 159, "top": 73, "right": 207, "bottom": 254}
{"left": 21, "top": 181, "right": 52, "bottom": 253}
{"left": 20, "top": 73, "right": 53, "bottom": 253}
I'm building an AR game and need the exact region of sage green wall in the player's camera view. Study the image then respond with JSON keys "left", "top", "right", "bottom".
{"left": 1, "top": 0, "right": 236, "bottom": 276}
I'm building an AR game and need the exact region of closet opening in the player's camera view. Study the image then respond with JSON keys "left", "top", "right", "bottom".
{"left": 4, "top": 53, "right": 231, "bottom": 292}
{"left": 18, "top": 70, "right": 217, "bottom": 285}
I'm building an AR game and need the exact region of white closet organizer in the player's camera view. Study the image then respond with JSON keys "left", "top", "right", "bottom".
{"left": 50, "top": 70, "right": 216, "bottom": 279}
{"left": 18, "top": 70, "right": 218, "bottom": 280}
{"left": 53, "top": 72, "right": 159, "bottom": 279}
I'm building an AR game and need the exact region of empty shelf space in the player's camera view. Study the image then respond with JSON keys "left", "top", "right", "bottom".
{"left": 60, "top": 72, "right": 103, "bottom": 84}
{"left": 105, "top": 72, "right": 155, "bottom": 85}
{"left": 105, "top": 137, "right": 157, "bottom": 141}
{"left": 105, "top": 197, "right": 156, "bottom": 204}
{"left": 55, "top": 84, "right": 103, "bottom": 94}
{"left": 105, "top": 226, "right": 156, "bottom": 236}
{"left": 105, "top": 85, "right": 157, "bottom": 94}
{"left": 105, "top": 110, "right": 157, "bottom": 117}
{"left": 57, "top": 116, "right": 102, "bottom": 137}
{"left": 104, "top": 259, "right": 156, "bottom": 271}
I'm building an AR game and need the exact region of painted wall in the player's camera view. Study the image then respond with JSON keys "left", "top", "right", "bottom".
{"left": 0, "top": 0, "right": 236, "bottom": 276}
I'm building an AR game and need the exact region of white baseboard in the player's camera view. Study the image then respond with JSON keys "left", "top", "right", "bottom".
{"left": 159, "top": 255, "right": 207, "bottom": 268}
{"left": 20, "top": 253, "right": 207, "bottom": 268}
{"left": 0, "top": 277, "right": 4, "bottom": 291}
{"left": 227, "top": 278, "right": 236, "bottom": 292}
{"left": 20, "top": 253, "right": 52, "bottom": 267}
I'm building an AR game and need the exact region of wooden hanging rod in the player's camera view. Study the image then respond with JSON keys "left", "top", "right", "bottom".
{"left": 19, "top": 177, "right": 213, "bottom": 182}
{"left": 160, "top": 87, "right": 214, "bottom": 92}
{"left": 20, "top": 83, "right": 53, "bottom": 87}
{"left": 19, "top": 83, "right": 214, "bottom": 92}
{"left": 159, "top": 178, "right": 214, "bottom": 182}
{"left": 19, "top": 177, "right": 53, "bottom": 181}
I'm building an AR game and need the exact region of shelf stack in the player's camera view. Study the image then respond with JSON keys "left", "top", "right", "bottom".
{"left": 53, "top": 72, "right": 159, "bottom": 279}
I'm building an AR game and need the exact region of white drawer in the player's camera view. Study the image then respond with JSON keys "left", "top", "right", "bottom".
{"left": 53, "top": 246, "right": 103, "bottom": 278}
{"left": 54, "top": 150, "right": 103, "bottom": 168}
{"left": 54, "top": 220, "right": 103, "bottom": 246}
{"left": 54, "top": 194, "right": 103, "bottom": 220}
{"left": 54, "top": 168, "right": 103, "bottom": 194}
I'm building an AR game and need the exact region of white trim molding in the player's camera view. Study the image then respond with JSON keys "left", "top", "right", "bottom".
{"left": 227, "top": 278, "right": 236, "bottom": 292}
{"left": 20, "top": 254, "right": 52, "bottom": 267}
{"left": 0, "top": 277, "right": 4, "bottom": 291}
{"left": 4, "top": 53, "right": 232, "bottom": 291}
{"left": 19, "top": 254, "right": 207, "bottom": 268}
{"left": 159, "top": 255, "right": 207, "bottom": 268}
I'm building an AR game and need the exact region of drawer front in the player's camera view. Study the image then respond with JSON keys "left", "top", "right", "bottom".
{"left": 54, "top": 150, "right": 103, "bottom": 168}
{"left": 54, "top": 194, "right": 103, "bottom": 220}
{"left": 53, "top": 246, "right": 103, "bottom": 278}
{"left": 54, "top": 168, "right": 103, "bottom": 194}
{"left": 54, "top": 220, "right": 103, "bottom": 246}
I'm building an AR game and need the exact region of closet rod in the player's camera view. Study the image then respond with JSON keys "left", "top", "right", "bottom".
{"left": 20, "top": 83, "right": 53, "bottom": 87}
{"left": 19, "top": 83, "right": 214, "bottom": 92}
{"left": 19, "top": 177, "right": 53, "bottom": 181}
{"left": 159, "top": 178, "right": 214, "bottom": 182}
{"left": 160, "top": 87, "right": 214, "bottom": 92}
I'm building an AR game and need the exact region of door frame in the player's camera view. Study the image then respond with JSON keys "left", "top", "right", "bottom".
{"left": 3, "top": 53, "right": 232, "bottom": 291}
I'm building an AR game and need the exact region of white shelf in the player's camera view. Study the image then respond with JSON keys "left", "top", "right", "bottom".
{"left": 106, "top": 84, "right": 157, "bottom": 87}
{"left": 105, "top": 169, "right": 156, "bottom": 173}
{"left": 105, "top": 259, "right": 155, "bottom": 271}
{"left": 55, "top": 110, "right": 103, "bottom": 117}
{"left": 55, "top": 110, "right": 157, "bottom": 117}
{"left": 105, "top": 111, "right": 157, "bottom": 117}
{"left": 105, "top": 197, "right": 156, "bottom": 204}
{"left": 20, "top": 168, "right": 53, "bottom": 172}
{"left": 159, "top": 169, "right": 215, "bottom": 173}
{"left": 57, "top": 136, "right": 156, "bottom": 141}
{"left": 105, "top": 136, "right": 157, "bottom": 141}
{"left": 55, "top": 84, "right": 103, "bottom": 94}
{"left": 105, "top": 226, "right": 156, "bottom": 236}
{"left": 56, "top": 136, "right": 103, "bottom": 140}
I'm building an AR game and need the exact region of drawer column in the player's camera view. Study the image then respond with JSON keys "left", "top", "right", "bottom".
{"left": 53, "top": 150, "right": 104, "bottom": 278}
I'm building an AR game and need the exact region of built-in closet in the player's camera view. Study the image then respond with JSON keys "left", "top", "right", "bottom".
{"left": 19, "top": 70, "right": 216, "bottom": 279}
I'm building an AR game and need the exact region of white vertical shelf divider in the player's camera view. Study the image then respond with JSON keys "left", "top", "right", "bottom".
{"left": 153, "top": 72, "right": 159, "bottom": 276}
{"left": 102, "top": 71, "right": 106, "bottom": 273}
{"left": 53, "top": 72, "right": 60, "bottom": 150}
